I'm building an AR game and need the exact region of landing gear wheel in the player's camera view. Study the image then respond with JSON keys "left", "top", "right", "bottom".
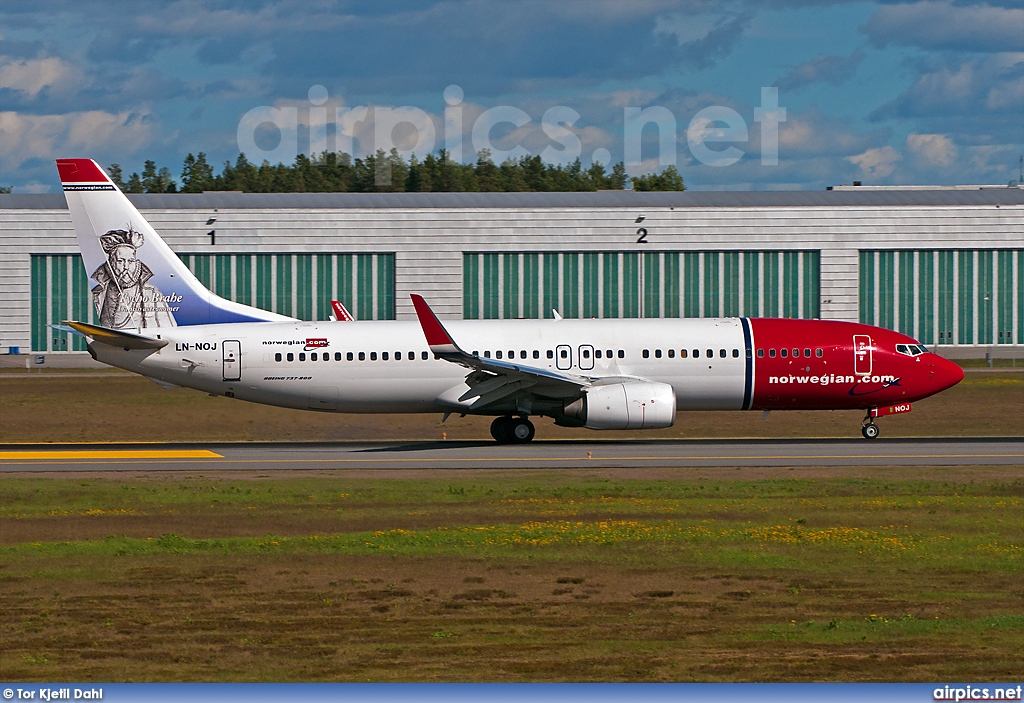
{"left": 861, "top": 421, "right": 879, "bottom": 439}
{"left": 509, "top": 417, "right": 535, "bottom": 444}
{"left": 490, "top": 416, "right": 535, "bottom": 444}
{"left": 490, "top": 416, "right": 511, "bottom": 444}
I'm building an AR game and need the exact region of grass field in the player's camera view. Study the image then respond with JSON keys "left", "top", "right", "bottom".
{"left": 1, "top": 468, "right": 1021, "bottom": 681}
{"left": 0, "top": 371, "right": 1021, "bottom": 443}
{"left": 1, "top": 371, "right": 1020, "bottom": 681}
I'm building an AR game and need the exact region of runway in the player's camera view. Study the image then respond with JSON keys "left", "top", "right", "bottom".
{"left": 0, "top": 437, "right": 1021, "bottom": 472}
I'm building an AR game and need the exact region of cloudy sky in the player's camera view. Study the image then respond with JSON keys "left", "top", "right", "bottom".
{"left": 1, "top": 0, "right": 1021, "bottom": 192}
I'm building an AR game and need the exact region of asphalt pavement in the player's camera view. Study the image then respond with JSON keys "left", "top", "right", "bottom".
{"left": 1, "top": 437, "right": 1020, "bottom": 472}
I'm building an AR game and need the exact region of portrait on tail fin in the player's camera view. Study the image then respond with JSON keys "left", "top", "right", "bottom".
{"left": 91, "top": 225, "right": 177, "bottom": 329}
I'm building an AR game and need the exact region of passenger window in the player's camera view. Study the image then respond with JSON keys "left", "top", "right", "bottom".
{"left": 706, "top": 349, "right": 713, "bottom": 358}
{"left": 780, "top": 348, "right": 788, "bottom": 358}
{"left": 595, "top": 349, "right": 603, "bottom": 359}
{"left": 719, "top": 349, "right": 726, "bottom": 358}
{"left": 815, "top": 348, "right": 823, "bottom": 358}
{"left": 358, "top": 352, "right": 365, "bottom": 361}
{"left": 275, "top": 353, "right": 282, "bottom": 362}
{"left": 693, "top": 349, "right": 700, "bottom": 358}
{"left": 804, "top": 348, "right": 811, "bottom": 357}
{"left": 668, "top": 349, "right": 675, "bottom": 358}
{"left": 533, "top": 350, "right": 540, "bottom": 359}
{"left": 617, "top": 350, "right": 624, "bottom": 359}
{"left": 310, "top": 352, "right": 318, "bottom": 361}
{"left": 323, "top": 354, "right": 329, "bottom": 362}
{"left": 335, "top": 352, "right": 342, "bottom": 361}
{"left": 757, "top": 349, "right": 764, "bottom": 358}
{"left": 299, "top": 352, "right": 306, "bottom": 361}
{"left": 395, "top": 351, "right": 402, "bottom": 360}
{"left": 496, "top": 350, "right": 503, "bottom": 359}
{"left": 370, "top": 352, "right": 377, "bottom": 361}
{"left": 347, "top": 352, "right": 353, "bottom": 361}
{"left": 547, "top": 350, "right": 554, "bottom": 359}
{"left": 520, "top": 350, "right": 527, "bottom": 359}
{"left": 654, "top": 349, "right": 662, "bottom": 358}
{"left": 484, "top": 351, "right": 491, "bottom": 358}
{"left": 607, "top": 350, "right": 613, "bottom": 358}
{"left": 422, "top": 351, "right": 429, "bottom": 360}
{"left": 382, "top": 352, "right": 389, "bottom": 361}
{"left": 643, "top": 349, "right": 650, "bottom": 359}
{"left": 792, "top": 349, "right": 799, "bottom": 358}
{"left": 680, "top": 349, "right": 688, "bottom": 358}
{"left": 732, "top": 349, "right": 739, "bottom": 358}
{"left": 769, "top": 349, "right": 776, "bottom": 358}
{"left": 287, "top": 352, "right": 294, "bottom": 362}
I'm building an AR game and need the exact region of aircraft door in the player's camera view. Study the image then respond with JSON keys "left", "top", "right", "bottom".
{"left": 555, "top": 344, "right": 572, "bottom": 370}
{"left": 223, "top": 340, "right": 241, "bottom": 381}
{"left": 578, "top": 344, "right": 595, "bottom": 371}
{"left": 853, "top": 335, "right": 872, "bottom": 376}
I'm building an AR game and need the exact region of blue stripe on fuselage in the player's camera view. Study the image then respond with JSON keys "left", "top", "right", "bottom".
{"left": 740, "top": 318, "right": 753, "bottom": 410}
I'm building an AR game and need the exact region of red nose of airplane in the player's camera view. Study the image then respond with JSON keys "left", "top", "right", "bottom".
{"left": 931, "top": 355, "right": 965, "bottom": 393}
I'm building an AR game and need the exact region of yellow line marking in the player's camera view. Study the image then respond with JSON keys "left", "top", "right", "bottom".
{"left": 0, "top": 450, "right": 223, "bottom": 460}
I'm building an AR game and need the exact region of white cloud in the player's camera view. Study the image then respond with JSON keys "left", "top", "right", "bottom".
{"left": 0, "top": 110, "right": 153, "bottom": 172}
{"left": 863, "top": 1, "right": 1024, "bottom": 53}
{"left": 0, "top": 56, "right": 80, "bottom": 98}
{"left": 775, "top": 109, "right": 881, "bottom": 157}
{"left": 847, "top": 145, "right": 902, "bottom": 178}
{"left": 906, "top": 133, "right": 957, "bottom": 167}
{"left": 15, "top": 182, "right": 52, "bottom": 194}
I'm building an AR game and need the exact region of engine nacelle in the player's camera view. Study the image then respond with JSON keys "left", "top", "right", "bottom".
{"left": 562, "top": 381, "right": 677, "bottom": 430}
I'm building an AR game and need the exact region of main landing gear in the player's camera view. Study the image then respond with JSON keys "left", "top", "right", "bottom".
{"left": 861, "top": 414, "right": 880, "bottom": 439}
{"left": 490, "top": 415, "right": 536, "bottom": 444}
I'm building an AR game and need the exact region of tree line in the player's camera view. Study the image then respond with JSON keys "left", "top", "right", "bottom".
{"left": 105, "top": 149, "right": 685, "bottom": 194}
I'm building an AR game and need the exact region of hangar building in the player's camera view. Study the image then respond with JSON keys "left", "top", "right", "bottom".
{"left": 1, "top": 186, "right": 1021, "bottom": 357}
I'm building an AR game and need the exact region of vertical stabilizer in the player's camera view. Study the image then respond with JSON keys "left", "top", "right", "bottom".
{"left": 57, "top": 158, "right": 295, "bottom": 330}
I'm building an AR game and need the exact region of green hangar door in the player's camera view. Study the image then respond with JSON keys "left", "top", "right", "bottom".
{"left": 29, "top": 253, "right": 396, "bottom": 352}
{"left": 859, "top": 249, "right": 1023, "bottom": 346}
{"left": 462, "top": 251, "right": 820, "bottom": 320}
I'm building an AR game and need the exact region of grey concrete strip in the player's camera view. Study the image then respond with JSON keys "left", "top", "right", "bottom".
{"left": 1, "top": 438, "right": 1021, "bottom": 472}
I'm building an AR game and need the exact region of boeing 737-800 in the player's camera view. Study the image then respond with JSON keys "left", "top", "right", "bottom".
{"left": 56, "top": 158, "right": 964, "bottom": 442}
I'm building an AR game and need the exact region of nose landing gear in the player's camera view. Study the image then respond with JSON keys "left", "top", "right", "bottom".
{"left": 490, "top": 415, "right": 536, "bottom": 444}
{"left": 861, "top": 414, "right": 879, "bottom": 439}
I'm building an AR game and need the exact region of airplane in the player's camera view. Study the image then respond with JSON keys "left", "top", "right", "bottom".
{"left": 56, "top": 158, "right": 964, "bottom": 442}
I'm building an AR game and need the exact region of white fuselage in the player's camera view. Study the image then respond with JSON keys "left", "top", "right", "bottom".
{"left": 91, "top": 317, "right": 750, "bottom": 414}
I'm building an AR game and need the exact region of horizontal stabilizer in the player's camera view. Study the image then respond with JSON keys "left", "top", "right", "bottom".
{"left": 64, "top": 321, "right": 168, "bottom": 350}
{"left": 48, "top": 323, "right": 83, "bottom": 337}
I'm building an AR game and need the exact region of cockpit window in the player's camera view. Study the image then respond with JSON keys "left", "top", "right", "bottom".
{"left": 896, "top": 343, "right": 928, "bottom": 357}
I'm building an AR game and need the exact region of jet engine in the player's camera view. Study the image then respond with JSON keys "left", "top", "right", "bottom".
{"left": 560, "top": 381, "right": 677, "bottom": 430}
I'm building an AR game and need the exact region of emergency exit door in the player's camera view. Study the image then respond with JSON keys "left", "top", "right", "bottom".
{"left": 223, "top": 340, "right": 241, "bottom": 381}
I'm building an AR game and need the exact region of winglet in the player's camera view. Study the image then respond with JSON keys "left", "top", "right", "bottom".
{"left": 410, "top": 294, "right": 459, "bottom": 354}
{"left": 330, "top": 300, "right": 354, "bottom": 321}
